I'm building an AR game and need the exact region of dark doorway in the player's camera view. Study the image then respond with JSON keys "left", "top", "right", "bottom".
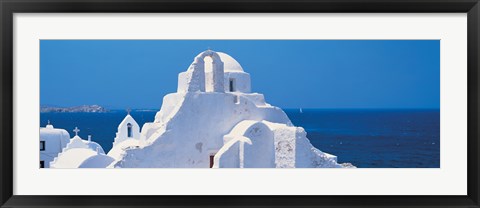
{"left": 40, "top": 161, "right": 45, "bottom": 168}
{"left": 209, "top": 155, "right": 215, "bottom": 168}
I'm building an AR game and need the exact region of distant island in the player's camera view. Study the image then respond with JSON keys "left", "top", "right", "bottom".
{"left": 40, "top": 105, "right": 108, "bottom": 113}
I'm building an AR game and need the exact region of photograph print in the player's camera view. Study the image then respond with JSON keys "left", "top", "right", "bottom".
{"left": 39, "top": 40, "right": 440, "bottom": 168}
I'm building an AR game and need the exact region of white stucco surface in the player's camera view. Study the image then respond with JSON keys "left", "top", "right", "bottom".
{"left": 113, "top": 114, "right": 141, "bottom": 146}
{"left": 50, "top": 134, "right": 112, "bottom": 168}
{"left": 50, "top": 148, "right": 97, "bottom": 168}
{"left": 107, "top": 139, "right": 140, "bottom": 160}
{"left": 49, "top": 50, "right": 353, "bottom": 169}
{"left": 79, "top": 154, "right": 115, "bottom": 168}
{"left": 39, "top": 124, "right": 70, "bottom": 168}
{"left": 108, "top": 50, "right": 353, "bottom": 168}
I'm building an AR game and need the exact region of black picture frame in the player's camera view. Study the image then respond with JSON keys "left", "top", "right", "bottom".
{"left": 1, "top": 0, "right": 479, "bottom": 207}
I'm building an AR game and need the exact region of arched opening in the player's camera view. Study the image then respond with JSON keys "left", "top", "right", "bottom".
{"left": 204, "top": 56, "right": 215, "bottom": 92}
{"left": 187, "top": 50, "right": 224, "bottom": 93}
{"left": 127, "top": 123, "right": 132, "bottom": 138}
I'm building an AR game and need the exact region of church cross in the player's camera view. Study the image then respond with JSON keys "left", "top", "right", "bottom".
{"left": 73, "top": 127, "right": 80, "bottom": 136}
{"left": 127, "top": 108, "right": 131, "bottom": 115}
{"left": 47, "top": 120, "right": 51, "bottom": 125}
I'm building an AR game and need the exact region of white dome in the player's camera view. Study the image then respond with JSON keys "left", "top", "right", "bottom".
{"left": 85, "top": 141, "right": 105, "bottom": 154}
{"left": 204, "top": 52, "right": 244, "bottom": 72}
{"left": 79, "top": 154, "right": 115, "bottom": 168}
{"left": 40, "top": 125, "right": 70, "bottom": 152}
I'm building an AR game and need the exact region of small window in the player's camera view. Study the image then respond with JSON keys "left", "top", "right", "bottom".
{"left": 40, "top": 161, "right": 45, "bottom": 168}
{"left": 229, "top": 78, "right": 235, "bottom": 92}
{"left": 40, "top": 141, "right": 45, "bottom": 151}
{"left": 127, "top": 123, "right": 132, "bottom": 138}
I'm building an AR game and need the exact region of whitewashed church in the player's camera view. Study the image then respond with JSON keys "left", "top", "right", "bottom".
{"left": 40, "top": 50, "right": 354, "bottom": 168}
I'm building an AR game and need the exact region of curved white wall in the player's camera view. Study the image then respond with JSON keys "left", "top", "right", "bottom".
{"left": 39, "top": 125, "right": 70, "bottom": 168}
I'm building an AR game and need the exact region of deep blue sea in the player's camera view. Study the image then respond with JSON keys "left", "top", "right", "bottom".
{"left": 40, "top": 109, "right": 440, "bottom": 168}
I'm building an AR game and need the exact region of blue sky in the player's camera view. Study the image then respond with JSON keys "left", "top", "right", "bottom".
{"left": 40, "top": 40, "right": 440, "bottom": 109}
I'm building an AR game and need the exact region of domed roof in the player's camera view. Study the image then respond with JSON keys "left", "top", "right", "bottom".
{"left": 85, "top": 141, "right": 105, "bottom": 154}
{"left": 63, "top": 135, "right": 105, "bottom": 154}
{"left": 79, "top": 154, "right": 115, "bottom": 168}
{"left": 40, "top": 124, "right": 71, "bottom": 150}
{"left": 204, "top": 52, "right": 244, "bottom": 72}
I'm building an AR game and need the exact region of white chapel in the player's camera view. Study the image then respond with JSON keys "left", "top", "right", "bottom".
{"left": 44, "top": 50, "right": 354, "bottom": 169}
